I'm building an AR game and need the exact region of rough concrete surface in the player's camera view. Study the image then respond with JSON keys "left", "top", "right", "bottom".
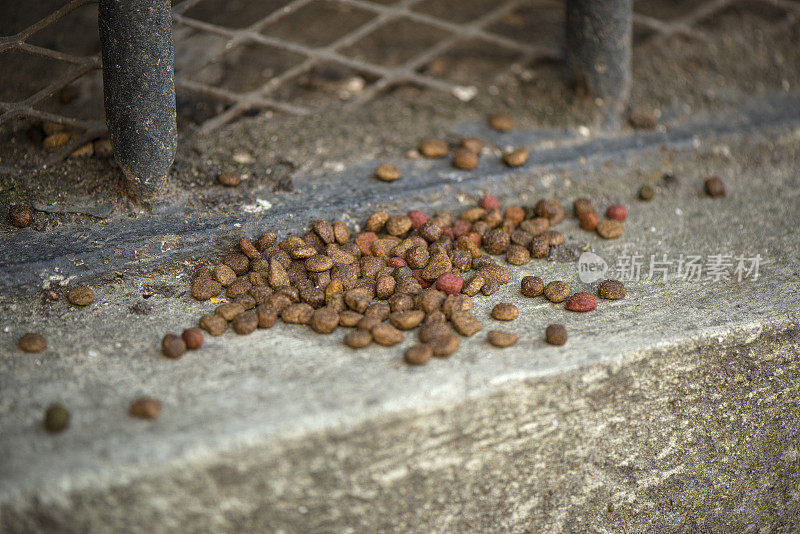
{"left": 1, "top": 119, "right": 799, "bottom": 531}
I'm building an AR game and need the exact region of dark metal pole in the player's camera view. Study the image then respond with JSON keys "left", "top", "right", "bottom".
{"left": 99, "top": 0, "right": 177, "bottom": 199}
{"left": 566, "top": 0, "right": 632, "bottom": 121}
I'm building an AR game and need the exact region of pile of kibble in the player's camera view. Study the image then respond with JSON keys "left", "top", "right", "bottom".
{"left": 164, "top": 193, "right": 628, "bottom": 366}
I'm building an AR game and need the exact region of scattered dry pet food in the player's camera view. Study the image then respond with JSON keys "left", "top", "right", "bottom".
{"left": 491, "top": 302, "right": 518, "bottom": 321}
{"left": 606, "top": 204, "right": 627, "bottom": 222}
{"left": 375, "top": 163, "right": 401, "bottom": 182}
{"left": 502, "top": 148, "right": 528, "bottom": 167}
{"left": 8, "top": 204, "right": 32, "bottom": 228}
{"left": 596, "top": 219, "right": 623, "bottom": 239}
{"left": 452, "top": 148, "right": 478, "bottom": 170}
{"left": 130, "top": 398, "right": 162, "bottom": 419}
{"left": 460, "top": 138, "right": 483, "bottom": 154}
{"left": 597, "top": 279, "right": 625, "bottom": 300}
{"left": 544, "top": 281, "right": 570, "bottom": 303}
{"left": 44, "top": 404, "right": 70, "bottom": 433}
{"left": 418, "top": 139, "right": 448, "bottom": 158}
{"left": 545, "top": 324, "right": 567, "bottom": 346}
{"left": 487, "top": 330, "right": 517, "bottom": 347}
{"left": 218, "top": 171, "right": 241, "bottom": 187}
{"left": 704, "top": 176, "right": 726, "bottom": 197}
{"left": 67, "top": 286, "right": 94, "bottom": 306}
{"left": 182, "top": 328, "right": 204, "bottom": 349}
{"left": 489, "top": 114, "right": 513, "bottom": 132}
{"left": 520, "top": 276, "right": 544, "bottom": 297}
{"left": 565, "top": 292, "right": 597, "bottom": 312}
{"left": 638, "top": 185, "right": 654, "bottom": 201}
{"left": 18, "top": 333, "right": 47, "bottom": 353}
{"left": 161, "top": 333, "right": 186, "bottom": 358}
{"left": 404, "top": 344, "right": 433, "bottom": 365}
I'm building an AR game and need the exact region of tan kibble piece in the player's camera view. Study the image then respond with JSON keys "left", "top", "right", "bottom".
{"left": 430, "top": 334, "right": 459, "bottom": 357}
{"left": 597, "top": 219, "right": 624, "bottom": 239}
{"left": 404, "top": 344, "right": 433, "bottom": 366}
{"left": 18, "top": 333, "right": 47, "bottom": 352}
{"left": 214, "top": 264, "right": 236, "bottom": 286}
{"left": 282, "top": 303, "right": 314, "bottom": 324}
{"left": 462, "top": 275, "right": 485, "bottom": 296}
{"left": 67, "top": 286, "right": 94, "bottom": 306}
{"left": 491, "top": 302, "right": 518, "bottom": 321}
{"left": 418, "top": 139, "right": 448, "bottom": 158}
{"left": 215, "top": 302, "right": 245, "bottom": 321}
{"left": 339, "top": 310, "right": 364, "bottom": 327}
{"left": 487, "top": 330, "right": 518, "bottom": 347}
{"left": 506, "top": 244, "right": 530, "bottom": 265}
{"left": 130, "top": 398, "right": 162, "bottom": 419}
{"left": 419, "top": 322, "right": 452, "bottom": 343}
{"left": 372, "top": 323, "right": 404, "bottom": 346}
{"left": 344, "top": 328, "right": 372, "bottom": 348}
{"left": 269, "top": 260, "right": 290, "bottom": 288}
{"left": 450, "top": 311, "right": 482, "bottom": 337}
{"left": 520, "top": 276, "right": 544, "bottom": 297}
{"left": 520, "top": 218, "right": 549, "bottom": 236}
{"left": 544, "top": 281, "right": 570, "bottom": 303}
{"left": 460, "top": 137, "right": 483, "bottom": 154}
{"left": 489, "top": 114, "right": 513, "bottom": 132}
{"left": 388, "top": 310, "right": 425, "bottom": 330}
{"left": 332, "top": 221, "right": 350, "bottom": 244}
{"left": 218, "top": 171, "right": 241, "bottom": 187}
{"left": 69, "top": 143, "right": 93, "bottom": 158}
{"left": 543, "top": 230, "right": 564, "bottom": 246}
{"left": 305, "top": 254, "right": 334, "bottom": 272}
{"left": 597, "top": 279, "right": 625, "bottom": 300}
{"left": 310, "top": 307, "right": 339, "bottom": 334}
{"left": 43, "top": 132, "right": 71, "bottom": 149}
{"left": 375, "top": 163, "right": 401, "bottom": 182}
{"left": 452, "top": 148, "right": 478, "bottom": 170}
{"left": 502, "top": 148, "right": 528, "bottom": 167}
{"left": 199, "top": 314, "right": 227, "bottom": 336}
{"left": 256, "top": 305, "right": 278, "bottom": 328}
{"left": 161, "top": 334, "right": 186, "bottom": 358}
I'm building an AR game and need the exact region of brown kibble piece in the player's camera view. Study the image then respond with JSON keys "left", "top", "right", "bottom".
{"left": 162, "top": 333, "right": 186, "bottom": 358}
{"left": 256, "top": 232, "right": 277, "bottom": 251}
{"left": 483, "top": 228, "right": 510, "bottom": 255}
{"left": 8, "top": 204, "right": 33, "bottom": 228}
{"left": 223, "top": 253, "right": 250, "bottom": 275}
{"left": 389, "top": 310, "right": 425, "bottom": 330}
{"left": 491, "top": 302, "right": 518, "bottom": 321}
{"left": 310, "top": 307, "right": 339, "bottom": 333}
{"left": 597, "top": 279, "right": 625, "bottom": 300}
{"left": 404, "top": 344, "right": 433, "bottom": 365}
{"left": 489, "top": 114, "right": 513, "bottom": 132}
{"left": 130, "top": 398, "right": 162, "bottom": 419}
{"left": 344, "top": 328, "right": 372, "bottom": 348}
{"left": 339, "top": 310, "right": 363, "bottom": 327}
{"left": 375, "top": 163, "right": 401, "bottom": 182}
{"left": 578, "top": 212, "right": 599, "bottom": 231}
{"left": 506, "top": 244, "right": 530, "bottom": 266}
{"left": 44, "top": 404, "right": 70, "bottom": 433}
{"left": 18, "top": 333, "right": 47, "bottom": 353}
{"left": 704, "top": 176, "right": 726, "bottom": 197}
{"left": 450, "top": 311, "right": 482, "bottom": 337}
{"left": 386, "top": 215, "right": 412, "bottom": 236}
{"left": 269, "top": 260, "right": 290, "bottom": 288}
{"left": 372, "top": 323, "right": 403, "bottom": 346}
{"left": 573, "top": 198, "right": 595, "bottom": 216}
{"left": 232, "top": 311, "right": 258, "bottom": 334}
{"left": 182, "top": 328, "right": 204, "bottom": 349}
{"left": 545, "top": 324, "right": 567, "bottom": 346}
{"left": 430, "top": 334, "right": 459, "bottom": 357}
{"left": 544, "top": 281, "right": 570, "bottom": 303}
{"left": 215, "top": 302, "right": 245, "bottom": 321}
{"left": 306, "top": 255, "right": 334, "bottom": 272}
{"left": 333, "top": 221, "right": 350, "bottom": 244}
{"left": 418, "top": 139, "right": 448, "bottom": 158}
{"left": 452, "top": 148, "right": 478, "bottom": 170}
{"left": 460, "top": 138, "right": 483, "bottom": 154}
{"left": 282, "top": 303, "right": 314, "bottom": 324}
{"left": 199, "top": 314, "right": 227, "bottom": 336}
{"left": 419, "top": 321, "right": 452, "bottom": 343}
{"left": 488, "top": 330, "right": 517, "bottom": 347}
{"left": 543, "top": 230, "right": 564, "bottom": 246}
{"left": 67, "top": 286, "right": 94, "bottom": 306}
{"left": 565, "top": 292, "right": 597, "bottom": 312}
{"left": 256, "top": 304, "right": 278, "bottom": 328}
{"left": 520, "top": 276, "right": 544, "bottom": 297}
{"left": 365, "top": 211, "right": 389, "bottom": 233}
{"left": 218, "top": 171, "right": 241, "bottom": 187}
{"left": 529, "top": 236, "right": 549, "bottom": 258}
{"left": 214, "top": 264, "right": 237, "bottom": 286}
{"left": 596, "top": 219, "right": 623, "bottom": 239}
{"left": 534, "top": 199, "right": 565, "bottom": 225}
{"left": 502, "top": 148, "right": 528, "bottom": 167}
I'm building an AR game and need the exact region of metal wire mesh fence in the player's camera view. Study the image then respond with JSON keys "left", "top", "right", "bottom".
{"left": 1, "top": 0, "right": 799, "bottom": 173}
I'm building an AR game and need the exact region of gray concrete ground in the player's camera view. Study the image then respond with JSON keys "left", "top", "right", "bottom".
{"left": 1, "top": 110, "right": 799, "bottom": 531}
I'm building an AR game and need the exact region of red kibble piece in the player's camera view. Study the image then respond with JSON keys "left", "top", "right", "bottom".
{"left": 564, "top": 292, "right": 597, "bottom": 312}
{"left": 441, "top": 227, "right": 454, "bottom": 240}
{"left": 354, "top": 232, "right": 378, "bottom": 256}
{"left": 388, "top": 257, "right": 407, "bottom": 268}
{"left": 606, "top": 204, "right": 627, "bottom": 222}
{"left": 503, "top": 206, "right": 525, "bottom": 226}
{"left": 480, "top": 195, "right": 500, "bottom": 210}
{"left": 181, "top": 328, "right": 204, "bottom": 349}
{"left": 408, "top": 210, "right": 428, "bottom": 229}
{"left": 435, "top": 273, "right": 463, "bottom": 295}
{"left": 452, "top": 219, "right": 471, "bottom": 238}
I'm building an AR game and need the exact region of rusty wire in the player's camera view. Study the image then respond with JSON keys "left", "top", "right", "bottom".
{"left": 2, "top": 0, "right": 800, "bottom": 173}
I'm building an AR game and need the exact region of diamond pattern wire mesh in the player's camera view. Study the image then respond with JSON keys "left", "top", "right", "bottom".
{"left": 1, "top": 0, "right": 800, "bottom": 173}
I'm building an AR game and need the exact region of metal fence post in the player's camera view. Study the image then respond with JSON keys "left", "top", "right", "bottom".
{"left": 566, "top": 0, "right": 632, "bottom": 120}
{"left": 98, "top": 0, "right": 177, "bottom": 199}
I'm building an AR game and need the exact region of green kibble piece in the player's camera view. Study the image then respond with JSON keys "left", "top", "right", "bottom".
{"left": 44, "top": 404, "right": 70, "bottom": 433}
{"left": 638, "top": 185, "right": 654, "bottom": 201}
{"left": 393, "top": 266, "right": 413, "bottom": 280}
